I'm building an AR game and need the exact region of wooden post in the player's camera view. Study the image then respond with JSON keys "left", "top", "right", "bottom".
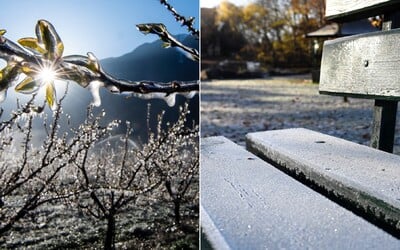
{"left": 371, "top": 100, "right": 398, "bottom": 152}
{"left": 370, "top": 11, "right": 399, "bottom": 152}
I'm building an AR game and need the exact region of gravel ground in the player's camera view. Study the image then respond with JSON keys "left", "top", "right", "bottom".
{"left": 201, "top": 75, "right": 400, "bottom": 155}
{"left": 0, "top": 197, "right": 199, "bottom": 249}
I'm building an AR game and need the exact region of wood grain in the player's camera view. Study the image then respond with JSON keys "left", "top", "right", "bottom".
{"left": 246, "top": 128, "right": 400, "bottom": 235}
{"left": 319, "top": 28, "right": 400, "bottom": 100}
{"left": 326, "top": 0, "right": 400, "bottom": 21}
{"left": 201, "top": 136, "right": 399, "bottom": 248}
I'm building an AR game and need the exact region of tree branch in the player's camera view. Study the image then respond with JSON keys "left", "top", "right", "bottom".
{"left": 160, "top": 0, "right": 199, "bottom": 38}
{"left": 136, "top": 23, "right": 199, "bottom": 61}
{"left": 0, "top": 37, "right": 199, "bottom": 93}
{"left": 0, "top": 19, "right": 199, "bottom": 108}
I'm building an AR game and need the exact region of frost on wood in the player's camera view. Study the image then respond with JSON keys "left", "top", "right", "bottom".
{"left": 0, "top": 19, "right": 199, "bottom": 110}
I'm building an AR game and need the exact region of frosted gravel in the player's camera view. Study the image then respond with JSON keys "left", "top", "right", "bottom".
{"left": 201, "top": 76, "right": 400, "bottom": 154}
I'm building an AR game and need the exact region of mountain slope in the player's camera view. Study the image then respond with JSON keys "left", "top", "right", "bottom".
{"left": 101, "top": 35, "right": 198, "bottom": 82}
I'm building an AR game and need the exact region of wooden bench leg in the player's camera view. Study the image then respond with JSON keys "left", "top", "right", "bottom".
{"left": 370, "top": 100, "right": 398, "bottom": 153}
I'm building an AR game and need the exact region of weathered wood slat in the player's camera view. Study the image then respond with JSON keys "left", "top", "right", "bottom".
{"left": 201, "top": 136, "right": 400, "bottom": 249}
{"left": 320, "top": 28, "right": 400, "bottom": 100}
{"left": 246, "top": 128, "right": 400, "bottom": 236}
{"left": 326, "top": 0, "right": 400, "bottom": 21}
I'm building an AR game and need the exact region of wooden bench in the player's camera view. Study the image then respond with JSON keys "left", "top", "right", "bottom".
{"left": 246, "top": 128, "right": 400, "bottom": 234}
{"left": 201, "top": 137, "right": 399, "bottom": 249}
{"left": 322, "top": 0, "right": 400, "bottom": 153}
{"left": 244, "top": 0, "right": 400, "bottom": 238}
{"left": 201, "top": 1, "right": 400, "bottom": 248}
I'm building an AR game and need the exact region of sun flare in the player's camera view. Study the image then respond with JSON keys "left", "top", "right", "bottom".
{"left": 38, "top": 65, "right": 57, "bottom": 83}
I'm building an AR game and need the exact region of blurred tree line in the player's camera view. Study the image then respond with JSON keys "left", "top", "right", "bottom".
{"left": 202, "top": 0, "right": 325, "bottom": 70}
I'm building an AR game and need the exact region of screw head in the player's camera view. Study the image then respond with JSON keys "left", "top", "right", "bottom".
{"left": 364, "top": 60, "right": 369, "bottom": 67}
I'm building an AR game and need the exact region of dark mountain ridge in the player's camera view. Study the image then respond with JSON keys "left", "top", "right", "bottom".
{"left": 101, "top": 35, "right": 198, "bottom": 82}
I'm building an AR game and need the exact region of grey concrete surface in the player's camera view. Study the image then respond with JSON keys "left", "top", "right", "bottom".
{"left": 246, "top": 128, "right": 400, "bottom": 233}
{"left": 201, "top": 136, "right": 400, "bottom": 249}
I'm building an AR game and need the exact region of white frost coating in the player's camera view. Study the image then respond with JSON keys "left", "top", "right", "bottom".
{"left": 135, "top": 91, "right": 197, "bottom": 106}
{"left": 0, "top": 90, "right": 6, "bottom": 102}
{"left": 164, "top": 93, "right": 176, "bottom": 107}
{"left": 92, "top": 135, "right": 139, "bottom": 153}
{"left": 130, "top": 92, "right": 177, "bottom": 107}
{"left": 202, "top": 136, "right": 400, "bottom": 249}
{"left": 106, "top": 84, "right": 119, "bottom": 93}
{"left": 174, "top": 47, "right": 196, "bottom": 61}
{"left": 104, "top": 89, "right": 197, "bottom": 107}
{"left": 0, "top": 59, "right": 6, "bottom": 68}
{"left": 88, "top": 80, "right": 104, "bottom": 107}
{"left": 183, "top": 91, "right": 197, "bottom": 99}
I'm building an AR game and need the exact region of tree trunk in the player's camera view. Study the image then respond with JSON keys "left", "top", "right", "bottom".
{"left": 104, "top": 212, "right": 116, "bottom": 250}
{"left": 174, "top": 199, "right": 181, "bottom": 226}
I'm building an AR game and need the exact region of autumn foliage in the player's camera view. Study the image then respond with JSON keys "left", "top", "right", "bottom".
{"left": 202, "top": 0, "right": 326, "bottom": 70}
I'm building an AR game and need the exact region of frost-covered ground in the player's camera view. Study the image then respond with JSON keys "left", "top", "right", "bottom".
{"left": 201, "top": 76, "right": 400, "bottom": 155}
{"left": 0, "top": 139, "right": 198, "bottom": 249}
{"left": 0, "top": 191, "right": 198, "bottom": 249}
{"left": 0, "top": 135, "right": 198, "bottom": 249}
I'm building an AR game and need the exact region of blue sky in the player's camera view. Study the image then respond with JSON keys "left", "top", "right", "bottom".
{"left": 0, "top": 0, "right": 199, "bottom": 59}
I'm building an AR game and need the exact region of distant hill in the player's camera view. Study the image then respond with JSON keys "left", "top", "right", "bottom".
{"left": 101, "top": 34, "right": 198, "bottom": 82}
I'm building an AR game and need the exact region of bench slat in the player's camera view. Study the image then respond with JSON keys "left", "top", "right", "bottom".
{"left": 201, "top": 136, "right": 399, "bottom": 249}
{"left": 246, "top": 128, "right": 400, "bottom": 236}
{"left": 320, "top": 28, "right": 400, "bottom": 100}
{"left": 326, "top": 0, "right": 400, "bottom": 21}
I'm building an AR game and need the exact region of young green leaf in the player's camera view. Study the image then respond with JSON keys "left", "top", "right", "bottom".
{"left": 45, "top": 81, "right": 57, "bottom": 110}
{"left": 136, "top": 23, "right": 167, "bottom": 36}
{"left": 0, "top": 64, "right": 19, "bottom": 92}
{"left": 87, "top": 52, "right": 100, "bottom": 72}
{"left": 162, "top": 42, "right": 171, "bottom": 48}
{"left": 36, "top": 19, "right": 64, "bottom": 60}
{"left": 18, "top": 37, "right": 46, "bottom": 54}
{"left": 15, "top": 76, "right": 41, "bottom": 94}
{"left": 20, "top": 61, "right": 36, "bottom": 75}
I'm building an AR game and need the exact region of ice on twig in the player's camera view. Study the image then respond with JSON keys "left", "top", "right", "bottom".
{"left": 183, "top": 91, "right": 197, "bottom": 99}
{"left": 88, "top": 80, "right": 104, "bottom": 107}
{"left": 0, "top": 89, "right": 6, "bottom": 103}
{"left": 127, "top": 90, "right": 197, "bottom": 107}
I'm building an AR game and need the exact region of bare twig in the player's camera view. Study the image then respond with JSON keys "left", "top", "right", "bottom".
{"left": 160, "top": 0, "right": 199, "bottom": 38}
{"left": 136, "top": 23, "right": 199, "bottom": 61}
